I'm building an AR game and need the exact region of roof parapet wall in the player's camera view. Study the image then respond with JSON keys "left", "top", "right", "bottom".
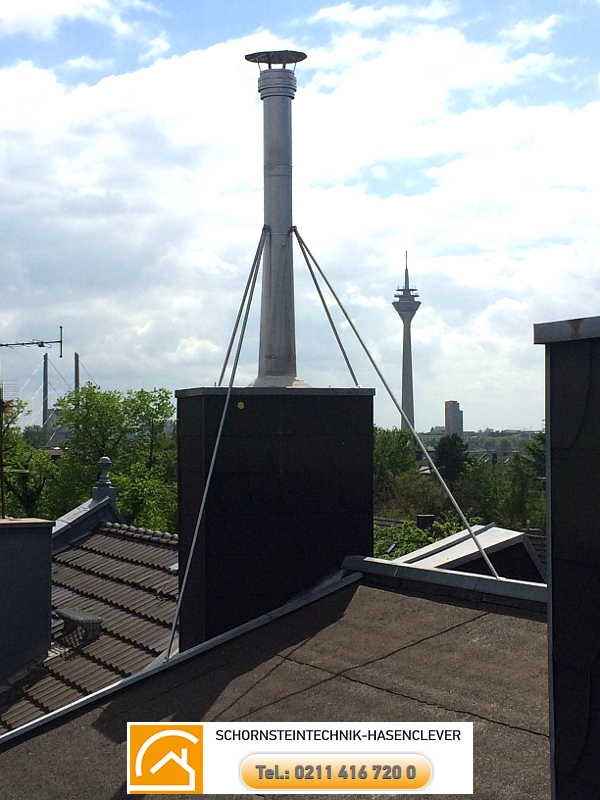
{"left": 343, "top": 556, "right": 547, "bottom": 617}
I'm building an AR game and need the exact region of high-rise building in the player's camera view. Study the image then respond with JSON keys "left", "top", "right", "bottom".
{"left": 445, "top": 400, "right": 463, "bottom": 437}
{"left": 392, "top": 256, "right": 420, "bottom": 430}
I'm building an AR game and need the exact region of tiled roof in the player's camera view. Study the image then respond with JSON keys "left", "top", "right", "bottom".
{"left": 0, "top": 522, "right": 178, "bottom": 734}
{"left": 527, "top": 533, "right": 547, "bottom": 568}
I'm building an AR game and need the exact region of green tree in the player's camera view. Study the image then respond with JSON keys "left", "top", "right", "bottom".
{"left": 44, "top": 385, "right": 130, "bottom": 513}
{"left": 121, "top": 388, "right": 175, "bottom": 470}
{"left": 373, "top": 426, "right": 418, "bottom": 512}
{"left": 465, "top": 434, "right": 522, "bottom": 453}
{"left": 434, "top": 434, "right": 469, "bottom": 483}
{"left": 374, "top": 427, "right": 417, "bottom": 476}
{"left": 374, "top": 512, "right": 483, "bottom": 560}
{"left": 45, "top": 384, "right": 177, "bottom": 529}
{"left": 503, "top": 433, "right": 546, "bottom": 530}
{"left": 523, "top": 431, "right": 545, "bottom": 483}
{"left": 374, "top": 520, "right": 435, "bottom": 559}
{"left": 42, "top": 451, "right": 96, "bottom": 518}
{"left": 112, "top": 462, "right": 178, "bottom": 532}
{"left": 1, "top": 400, "right": 56, "bottom": 518}
{"left": 385, "top": 471, "right": 453, "bottom": 519}
{"left": 4, "top": 446, "right": 57, "bottom": 518}
{"left": 53, "top": 384, "right": 129, "bottom": 469}
{"left": 453, "top": 447, "right": 546, "bottom": 531}
{"left": 453, "top": 458, "right": 510, "bottom": 525}
{"left": 1, "top": 398, "right": 27, "bottom": 458}
{"left": 22, "top": 425, "right": 50, "bottom": 448}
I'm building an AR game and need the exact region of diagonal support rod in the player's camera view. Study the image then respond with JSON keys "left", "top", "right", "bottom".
{"left": 165, "top": 228, "right": 266, "bottom": 660}
{"left": 218, "top": 227, "right": 269, "bottom": 387}
{"left": 293, "top": 227, "right": 359, "bottom": 387}
{"left": 293, "top": 227, "right": 501, "bottom": 580}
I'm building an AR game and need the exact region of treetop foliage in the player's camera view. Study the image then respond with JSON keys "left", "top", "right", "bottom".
{"left": 374, "top": 425, "right": 546, "bottom": 532}
{"left": 373, "top": 512, "right": 483, "bottom": 560}
{"left": 373, "top": 425, "right": 418, "bottom": 510}
{"left": 2, "top": 384, "right": 177, "bottom": 531}
{"left": 373, "top": 426, "right": 417, "bottom": 477}
{"left": 433, "top": 434, "right": 469, "bottom": 483}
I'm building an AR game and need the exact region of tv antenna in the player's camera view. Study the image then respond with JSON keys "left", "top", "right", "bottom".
{"left": 0, "top": 325, "right": 64, "bottom": 356}
{"left": 0, "top": 326, "right": 64, "bottom": 518}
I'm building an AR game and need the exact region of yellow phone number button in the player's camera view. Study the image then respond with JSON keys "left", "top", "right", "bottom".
{"left": 241, "top": 753, "right": 432, "bottom": 790}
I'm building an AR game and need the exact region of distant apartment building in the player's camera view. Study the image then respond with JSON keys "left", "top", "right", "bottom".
{"left": 445, "top": 400, "right": 463, "bottom": 437}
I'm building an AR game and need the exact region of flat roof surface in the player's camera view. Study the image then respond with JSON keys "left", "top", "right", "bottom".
{"left": 0, "top": 582, "right": 549, "bottom": 799}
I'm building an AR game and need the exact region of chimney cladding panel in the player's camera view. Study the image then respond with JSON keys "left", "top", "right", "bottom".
{"left": 0, "top": 519, "right": 54, "bottom": 683}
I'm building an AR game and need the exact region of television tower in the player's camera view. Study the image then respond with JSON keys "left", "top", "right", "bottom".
{"left": 392, "top": 254, "right": 420, "bottom": 430}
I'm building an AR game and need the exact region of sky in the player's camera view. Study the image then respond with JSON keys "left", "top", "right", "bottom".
{"left": 0, "top": 0, "right": 599, "bottom": 433}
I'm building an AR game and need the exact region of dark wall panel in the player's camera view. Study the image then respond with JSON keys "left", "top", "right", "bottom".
{"left": 177, "top": 388, "right": 374, "bottom": 648}
{"left": 0, "top": 520, "right": 53, "bottom": 683}
{"left": 545, "top": 334, "right": 600, "bottom": 797}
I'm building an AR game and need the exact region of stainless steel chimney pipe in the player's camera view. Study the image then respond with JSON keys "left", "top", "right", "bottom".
{"left": 246, "top": 50, "right": 309, "bottom": 387}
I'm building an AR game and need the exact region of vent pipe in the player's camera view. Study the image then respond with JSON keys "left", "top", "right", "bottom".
{"left": 245, "top": 50, "right": 309, "bottom": 387}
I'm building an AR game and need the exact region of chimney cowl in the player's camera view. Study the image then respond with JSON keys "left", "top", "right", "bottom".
{"left": 245, "top": 50, "right": 307, "bottom": 67}
{"left": 258, "top": 68, "right": 297, "bottom": 100}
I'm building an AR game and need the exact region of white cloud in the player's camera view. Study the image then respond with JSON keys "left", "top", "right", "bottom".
{"left": 310, "top": 1, "right": 454, "bottom": 26}
{"left": 0, "top": 0, "right": 157, "bottom": 39}
{"left": 295, "top": 28, "right": 568, "bottom": 185}
{"left": 139, "top": 31, "right": 170, "bottom": 62}
{"left": 500, "top": 14, "right": 561, "bottom": 47}
{"left": 0, "top": 12, "right": 596, "bottom": 430}
{"left": 61, "top": 55, "right": 114, "bottom": 70}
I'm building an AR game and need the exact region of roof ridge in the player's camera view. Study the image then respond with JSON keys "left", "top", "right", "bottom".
{"left": 97, "top": 521, "right": 178, "bottom": 544}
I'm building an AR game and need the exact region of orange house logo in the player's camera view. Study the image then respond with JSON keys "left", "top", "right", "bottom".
{"left": 127, "top": 723, "right": 203, "bottom": 794}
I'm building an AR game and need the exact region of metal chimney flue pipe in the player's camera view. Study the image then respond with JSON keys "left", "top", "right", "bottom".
{"left": 246, "top": 50, "right": 309, "bottom": 387}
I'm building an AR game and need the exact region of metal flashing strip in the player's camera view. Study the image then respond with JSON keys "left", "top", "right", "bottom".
{"left": 343, "top": 556, "right": 547, "bottom": 605}
{"left": 0, "top": 571, "right": 363, "bottom": 748}
{"left": 393, "top": 526, "right": 546, "bottom": 582}
{"left": 175, "top": 386, "right": 375, "bottom": 397}
{"left": 52, "top": 496, "right": 121, "bottom": 554}
{"left": 534, "top": 315, "right": 600, "bottom": 344}
{"left": 394, "top": 522, "right": 498, "bottom": 564}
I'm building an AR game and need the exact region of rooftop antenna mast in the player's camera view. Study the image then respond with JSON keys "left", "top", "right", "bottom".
{"left": 0, "top": 326, "right": 63, "bottom": 518}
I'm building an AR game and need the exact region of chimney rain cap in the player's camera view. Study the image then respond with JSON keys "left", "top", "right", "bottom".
{"left": 245, "top": 50, "right": 307, "bottom": 67}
